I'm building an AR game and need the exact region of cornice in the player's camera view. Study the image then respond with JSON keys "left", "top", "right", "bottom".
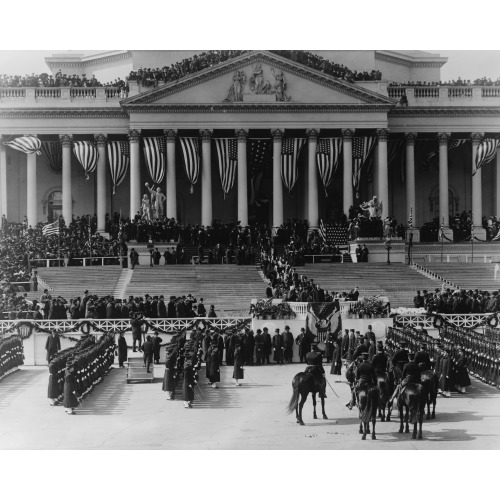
{"left": 0, "top": 108, "right": 129, "bottom": 119}
{"left": 121, "top": 51, "right": 396, "bottom": 106}
{"left": 375, "top": 51, "right": 447, "bottom": 68}
{"left": 389, "top": 107, "right": 500, "bottom": 118}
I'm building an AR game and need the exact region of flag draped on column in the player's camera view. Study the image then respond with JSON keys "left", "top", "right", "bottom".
{"left": 352, "top": 136, "right": 376, "bottom": 198}
{"left": 179, "top": 137, "right": 200, "bottom": 194}
{"left": 214, "top": 138, "right": 238, "bottom": 199}
{"left": 473, "top": 138, "right": 500, "bottom": 175}
{"left": 422, "top": 139, "right": 468, "bottom": 168}
{"left": 3, "top": 136, "right": 42, "bottom": 155}
{"left": 316, "top": 138, "right": 342, "bottom": 196}
{"left": 143, "top": 136, "right": 166, "bottom": 184}
{"left": 107, "top": 141, "right": 130, "bottom": 194}
{"left": 40, "top": 141, "right": 62, "bottom": 173}
{"left": 281, "top": 137, "right": 305, "bottom": 192}
{"left": 73, "top": 141, "right": 99, "bottom": 180}
{"left": 248, "top": 139, "right": 271, "bottom": 208}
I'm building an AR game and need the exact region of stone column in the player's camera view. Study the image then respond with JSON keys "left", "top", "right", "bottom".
{"left": 236, "top": 128, "right": 249, "bottom": 227}
{"left": 342, "top": 129, "right": 354, "bottom": 215}
{"left": 129, "top": 129, "right": 141, "bottom": 219}
{"left": 271, "top": 129, "right": 284, "bottom": 229}
{"left": 95, "top": 134, "right": 107, "bottom": 232}
{"left": 306, "top": 128, "right": 320, "bottom": 230}
{"left": 26, "top": 146, "right": 37, "bottom": 227}
{"left": 471, "top": 133, "right": 486, "bottom": 239}
{"left": 164, "top": 129, "right": 178, "bottom": 220}
{"left": 0, "top": 141, "right": 7, "bottom": 218}
{"left": 60, "top": 134, "right": 73, "bottom": 226}
{"left": 372, "top": 143, "right": 379, "bottom": 199}
{"left": 405, "top": 133, "right": 420, "bottom": 242}
{"left": 496, "top": 146, "right": 500, "bottom": 217}
{"left": 377, "top": 129, "right": 389, "bottom": 218}
{"left": 438, "top": 133, "right": 453, "bottom": 239}
{"left": 200, "top": 129, "right": 213, "bottom": 227}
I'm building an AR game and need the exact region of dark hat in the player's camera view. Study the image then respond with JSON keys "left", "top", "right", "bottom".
{"left": 256, "top": 329, "right": 262, "bottom": 333}
{"left": 408, "top": 352, "right": 416, "bottom": 360}
{"left": 284, "top": 325, "right": 290, "bottom": 330}
{"left": 361, "top": 352, "right": 369, "bottom": 360}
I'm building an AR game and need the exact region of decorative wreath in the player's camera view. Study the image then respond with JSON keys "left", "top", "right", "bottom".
{"left": 433, "top": 315, "right": 444, "bottom": 329}
{"left": 79, "top": 321, "right": 91, "bottom": 335}
{"left": 487, "top": 314, "right": 498, "bottom": 328}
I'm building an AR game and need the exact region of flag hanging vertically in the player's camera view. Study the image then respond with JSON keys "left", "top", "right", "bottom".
{"left": 143, "top": 136, "right": 166, "bottom": 184}
{"left": 42, "top": 220, "right": 60, "bottom": 237}
{"left": 319, "top": 219, "right": 327, "bottom": 243}
{"left": 281, "top": 137, "right": 305, "bottom": 192}
{"left": 316, "top": 138, "right": 342, "bottom": 196}
{"left": 248, "top": 139, "right": 271, "bottom": 207}
{"left": 214, "top": 138, "right": 238, "bottom": 199}
{"left": 73, "top": 141, "right": 99, "bottom": 180}
{"left": 179, "top": 137, "right": 200, "bottom": 194}
{"left": 40, "top": 141, "right": 62, "bottom": 173}
{"left": 107, "top": 141, "right": 130, "bottom": 194}
{"left": 473, "top": 138, "right": 500, "bottom": 175}
{"left": 352, "top": 136, "right": 376, "bottom": 198}
{"left": 408, "top": 205, "right": 413, "bottom": 228}
{"left": 3, "top": 136, "right": 42, "bottom": 155}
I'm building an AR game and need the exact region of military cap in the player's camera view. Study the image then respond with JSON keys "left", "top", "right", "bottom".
{"left": 361, "top": 352, "right": 369, "bottom": 360}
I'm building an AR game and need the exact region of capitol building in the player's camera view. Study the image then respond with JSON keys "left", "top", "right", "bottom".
{"left": 0, "top": 49, "right": 499, "bottom": 241}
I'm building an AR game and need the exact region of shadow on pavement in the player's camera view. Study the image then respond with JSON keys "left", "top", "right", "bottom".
{"left": 0, "top": 369, "right": 44, "bottom": 411}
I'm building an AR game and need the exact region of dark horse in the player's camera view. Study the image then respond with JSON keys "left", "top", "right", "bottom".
{"left": 376, "top": 373, "right": 393, "bottom": 422}
{"left": 286, "top": 372, "right": 327, "bottom": 425}
{"left": 421, "top": 370, "right": 438, "bottom": 420}
{"left": 398, "top": 383, "right": 427, "bottom": 439}
{"left": 357, "top": 385, "right": 380, "bottom": 440}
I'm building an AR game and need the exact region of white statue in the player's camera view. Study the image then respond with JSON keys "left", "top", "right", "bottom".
{"left": 360, "top": 196, "right": 383, "bottom": 218}
{"left": 141, "top": 193, "right": 151, "bottom": 221}
{"left": 145, "top": 183, "right": 166, "bottom": 219}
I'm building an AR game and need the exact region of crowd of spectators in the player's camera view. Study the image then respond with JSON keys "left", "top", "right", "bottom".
{"left": 389, "top": 77, "right": 500, "bottom": 87}
{"left": 127, "top": 50, "right": 382, "bottom": 89}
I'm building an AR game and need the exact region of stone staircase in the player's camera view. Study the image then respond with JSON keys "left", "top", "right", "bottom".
{"left": 113, "top": 269, "right": 134, "bottom": 300}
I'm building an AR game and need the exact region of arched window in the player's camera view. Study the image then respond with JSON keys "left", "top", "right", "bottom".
{"left": 47, "top": 190, "right": 62, "bottom": 222}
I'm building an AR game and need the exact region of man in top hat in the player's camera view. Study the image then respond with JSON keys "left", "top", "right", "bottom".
{"left": 254, "top": 329, "right": 266, "bottom": 366}
{"left": 116, "top": 331, "right": 128, "bottom": 368}
{"left": 283, "top": 326, "right": 294, "bottom": 363}
{"left": 305, "top": 344, "right": 327, "bottom": 398}
{"left": 272, "top": 328, "right": 284, "bottom": 364}
{"left": 391, "top": 351, "right": 422, "bottom": 403}
{"left": 152, "top": 331, "right": 163, "bottom": 364}
{"left": 45, "top": 330, "right": 61, "bottom": 362}
{"left": 263, "top": 327, "right": 272, "bottom": 364}
{"left": 295, "top": 327, "right": 312, "bottom": 363}
{"left": 414, "top": 343, "right": 431, "bottom": 372}
{"left": 346, "top": 352, "right": 376, "bottom": 410}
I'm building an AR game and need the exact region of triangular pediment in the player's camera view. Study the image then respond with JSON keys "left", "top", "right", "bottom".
{"left": 122, "top": 51, "right": 395, "bottom": 109}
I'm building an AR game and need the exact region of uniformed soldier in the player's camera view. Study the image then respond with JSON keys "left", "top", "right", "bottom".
{"left": 391, "top": 340, "right": 409, "bottom": 374}
{"left": 414, "top": 343, "right": 432, "bottom": 371}
{"left": 254, "top": 329, "right": 266, "bottom": 365}
{"left": 352, "top": 336, "right": 369, "bottom": 361}
{"left": 162, "top": 345, "right": 179, "bottom": 400}
{"left": 371, "top": 341, "right": 388, "bottom": 375}
{"left": 305, "top": 345, "right": 327, "bottom": 398}
{"left": 346, "top": 352, "right": 377, "bottom": 410}
{"left": 272, "top": 328, "right": 285, "bottom": 364}
{"left": 391, "top": 351, "right": 422, "bottom": 402}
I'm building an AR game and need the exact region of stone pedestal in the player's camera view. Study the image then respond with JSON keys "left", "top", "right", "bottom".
{"left": 406, "top": 228, "right": 421, "bottom": 243}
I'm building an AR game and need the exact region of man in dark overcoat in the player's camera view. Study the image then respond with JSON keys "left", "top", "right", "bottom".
{"left": 162, "top": 346, "right": 178, "bottom": 400}
{"left": 243, "top": 330, "right": 255, "bottom": 366}
{"left": 116, "top": 332, "right": 128, "bottom": 368}
{"left": 45, "top": 331, "right": 61, "bottom": 362}
{"left": 206, "top": 339, "right": 220, "bottom": 388}
{"left": 272, "top": 328, "right": 284, "bottom": 364}
{"left": 254, "top": 329, "right": 266, "bottom": 365}
{"left": 263, "top": 327, "right": 272, "bottom": 364}
{"left": 282, "top": 326, "right": 294, "bottom": 363}
{"left": 130, "top": 312, "right": 143, "bottom": 352}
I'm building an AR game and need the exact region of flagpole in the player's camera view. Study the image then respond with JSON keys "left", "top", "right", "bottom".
{"left": 88, "top": 214, "right": 92, "bottom": 267}
{"left": 440, "top": 214, "right": 444, "bottom": 264}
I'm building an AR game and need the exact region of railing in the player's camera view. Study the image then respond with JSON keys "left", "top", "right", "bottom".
{"left": 35, "top": 88, "right": 61, "bottom": 98}
{"left": 287, "top": 300, "right": 358, "bottom": 318}
{"left": 448, "top": 86, "right": 473, "bottom": 98}
{"left": 394, "top": 313, "right": 492, "bottom": 329}
{"left": 482, "top": 87, "right": 500, "bottom": 97}
{"left": 30, "top": 256, "right": 123, "bottom": 267}
{"left": 0, "top": 87, "right": 26, "bottom": 98}
{"left": 0, "top": 86, "right": 124, "bottom": 102}
{"left": 387, "top": 87, "right": 406, "bottom": 99}
{"left": 70, "top": 87, "right": 96, "bottom": 99}
{"left": 414, "top": 87, "right": 439, "bottom": 98}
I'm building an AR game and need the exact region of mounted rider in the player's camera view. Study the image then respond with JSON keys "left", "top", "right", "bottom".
{"left": 304, "top": 344, "right": 327, "bottom": 398}
{"left": 414, "top": 343, "right": 432, "bottom": 371}
{"left": 346, "top": 352, "right": 377, "bottom": 410}
{"left": 371, "top": 341, "right": 388, "bottom": 375}
{"left": 390, "top": 351, "right": 422, "bottom": 402}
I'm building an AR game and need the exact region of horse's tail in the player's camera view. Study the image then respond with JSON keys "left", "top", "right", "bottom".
{"left": 407, "top": 386, "right": 421, "bottom": 424}
{"left": 359, "top": 386, "right": 379, "bottom": 423}
{"left": 377, "top": 375, "right": 389, "bottom": 407}
{"left": 420, "top": 370, "right": 436, "bottom": 403}
{"left": 286, "top": 375, "right": 300, "bottom": 415}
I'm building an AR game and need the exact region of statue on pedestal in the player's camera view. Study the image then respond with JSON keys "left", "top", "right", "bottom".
{"left": 141, "top": 193, "right": 151, "bottom": 221}
{"left": 249, "top": 64, "right": 271, "bottom": 94}
{"left": 271, "top": 68, "right": 291, "bottom": 102}
{"left": 224, "top": 70, "right": 246, "bottom": 102}
{"left": 360, "top": 196, "right": 383, "bottom": 219}
{"left": 145, "top": 183, "right": 166, "bottom": 219}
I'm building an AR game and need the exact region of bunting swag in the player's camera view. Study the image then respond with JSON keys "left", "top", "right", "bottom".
{"left": 40, "top": 141, "right": 62, "bottom": 173}
{"left": 3, "top": 136, "right": 42, "bottom": 155}
{"left": 352, "top": 136, "right": 376, "bottom": 198}
{"left": 179, "top": 137, "right": 200, "bottom": 194}
{"left": 248, "top": 139, "right": 271, "bottom": 207}
{"left": 143, "top": 136, "right": 166, "bottom": 184}
{"left": 316, "top": 138, "right": 342, "bottom": 196}
{"left": 281, "top": 137, "right": 305, "bottom": 192}
{"left": 214, "top": 138, "right": 238, "bottom": 199}
{"left": 73, "top": 141, "right": 99, "bottom": 180}
{"left": 474, "top": 139, "right": 500, "bottom": 175}
{"left": 107, "top": 141, "right": 130, "bottom": 194}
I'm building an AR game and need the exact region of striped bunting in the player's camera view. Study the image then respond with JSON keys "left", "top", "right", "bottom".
{"left": 143, "top": 136, "right": 166, "bottom": 184}
{"left": 42, "top": 220, "right": 59, "bottom": 237}
{"left": 423, "top": 139, "right": 468, "bottom": 168}
{"left": 474, "top": 138, "right": 500, "bottom": 176}
{"left": 214, "top": 138, "right": 238, "bottom": 199}
{"left": 3, "top": 136, "right": 42, "bottom": 155}
{"left": 352, "top": 136, "right": 376, "bottom": 198}
{"left": 179, "top": 137, "right": 200, "bottom": 193}
{"left": 107, "top": 141, "right": 130, "bottom": 194}
{"left": 316, "top": 138, "right": 342, "bottom": 196}
{"left": 319, "top": 219, "right": 327, "bottom": 243}
{"left": 73, "top": 141, "right": 99, "bottom": 180}
{"left": 281, "top": 137, "right": 305, "bottom": 192}
{"left": 248, "top": 139, "right": 271, "bottom": 207}
{"left": 40, "top": 141, "right": 62, "bottom": 173}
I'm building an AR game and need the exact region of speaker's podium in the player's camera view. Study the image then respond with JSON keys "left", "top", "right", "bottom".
{"left": 126, "top": 357, "right": 154, "bottom": 383}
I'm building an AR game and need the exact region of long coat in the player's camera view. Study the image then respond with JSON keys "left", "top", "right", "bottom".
{"left": 454, "top": 354, "right": 471, "bottom": 387}
{"left": 282, "top": 330, "right": 294, "bottom": 360}
{"left": 439, "top": 356, "right": 451, "bottom": 391}
{"left": 45, "top": 334, "right": 61, "bottom": 362}
{"left": 330, "top": 347, "right": 342, "bottom": 375}
{"left": 162, "top": 351, "right": 178, "bottom": 392}
{"left": 206, "top": 346, "right": 220, "bottom": 383}
{"left": 63, "top": 366, "right": 79, "bottom": 409}
{"left": 47, "top": 362, "right": 60, "bottom": 399}
{"left": 117, "top": 336, "right": 128, "bottom": 365}
{"left": 272, "top": 333, "right": 284, "bottom": 363}
{"left": 182, "top": 365, "right": 196, "bottom": 402}
{"left": 233, "top": 346, "right": 244, "bottom": 380}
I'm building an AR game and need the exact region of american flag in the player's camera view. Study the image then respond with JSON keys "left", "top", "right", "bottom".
{"left": 179, "top": 137, "right": 201, "bottom": 191}
{"left": 143, "top": 136, "right": 166, "bottom": 184}
{"left": 73, "top": 141, "right": 99, "bottom": 180}
{"left": 423, "top": 139, "right": 468, "bottom": 168}
{"left": 3, "top": 136, "right": 42, "bottom": 155}
{"left": 107, "top": 141, "right": 130, "bottom": 194}
{"left": 42, "top": 220, "right": 59, "bottom": 237}
{"left": 316, "top": 138, "right": 342, "bottom": 196}
{"left": 352, "top": 136, "right": 376, "bottom": 197}
{"left": 474, "top": 138, "right": 500, "bottom": 176}
{"left": 248, "top": 139, "right": 271, "bottom": 207}
{"left": 319, "top": 219, "right": 327, "bottom": 243}
{"left": 40, "top": 141, "right": 62, "bottom": 173}
{"left": 281, "top": 137, "right": 305, "bottom": 192}
{"left": 214, "top": 138, "right": 238, "bottom": 198}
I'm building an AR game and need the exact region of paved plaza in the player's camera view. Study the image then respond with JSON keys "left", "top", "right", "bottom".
{"left": 0, "top": 361, "right": 499, "bottom": 450}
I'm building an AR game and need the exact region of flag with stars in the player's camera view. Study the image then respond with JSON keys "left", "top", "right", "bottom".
{"left": 179, "top": 137, "right": 201, "bottom": 192}
{"left": 281, "top": 137, "right": 305, "bottom": 192}
{"left": 316, "top": 138, "right": 342, "bottom": 196}
{"left": 214, "top": 138, "right": 238, "bottom": 199}
{"left": 143, "top": 136, "right": 166, "bottom": 185}
{"left": 248, "top": 139, "right": 271, "bottom": 207}
{"left": 474, "top": 138, "right": 500, "bottom": 175}
{"left": 107, "top": 141, "right": 130, "bottom": 194}
{"left": 352, "top": 136, "right": 376, "bottom": 198}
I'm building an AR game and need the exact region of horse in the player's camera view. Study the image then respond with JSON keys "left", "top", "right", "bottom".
{"left": 397, "top": 383, "right": 427, "bottom": 439}
{"left": 286, "top": 372, "right": 327, "bottom": 425}
{"left": 376, "top": 372, "right": 393, "bottom": 422}
{"left": 420, "top": 369, "right": 438, "bottom": 420}
{"left": 357, "top": 384, "right": 380, "bottom": 440}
